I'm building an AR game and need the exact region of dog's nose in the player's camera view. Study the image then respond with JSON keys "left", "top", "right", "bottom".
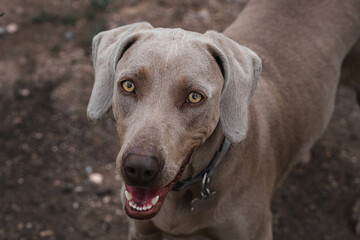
{"left": 124, "top": 154, "right": 159, "bottom": 185}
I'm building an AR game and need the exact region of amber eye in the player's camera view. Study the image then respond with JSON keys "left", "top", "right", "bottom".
{"left": 121, "top": 80, "right": 135, "bottom": 93}
{"left": 186, "top": 92, "right": 203, "bottom": 104}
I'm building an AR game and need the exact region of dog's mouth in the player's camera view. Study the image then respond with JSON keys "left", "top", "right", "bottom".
{"left": 124, "top": 178, "right": 176, "bottom": 220}
{"left": 124, "top": 155, "right": 191, "bottom": 220}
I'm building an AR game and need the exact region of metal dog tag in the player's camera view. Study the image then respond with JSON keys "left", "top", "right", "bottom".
{"left": 191, "top": 191, "right": 217, "bottom": 213}
{"left": 190, "top": 172, "right": 218, "bottom": 213}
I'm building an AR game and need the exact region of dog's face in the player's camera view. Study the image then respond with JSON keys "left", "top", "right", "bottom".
{"left": 87, "top": 23, "right": 261, "bottom": 219}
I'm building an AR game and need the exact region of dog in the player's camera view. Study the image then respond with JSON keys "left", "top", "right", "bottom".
{"left": 87, "top": 0, "right": 360, "bottom": 239}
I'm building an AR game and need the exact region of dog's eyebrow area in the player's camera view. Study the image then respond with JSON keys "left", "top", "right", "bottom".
{"left": 175, "top": 76, "right": 213, "bottom": 97}
{"left": 118, "top": 66, "right": 151, "bottom": 82}
{"left": 134, "top": 66, "right": 151, "bottom": 80}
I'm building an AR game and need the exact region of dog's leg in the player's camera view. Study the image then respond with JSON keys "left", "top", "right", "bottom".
{"left": 128, "top": 220, "right": 162, "bottom": 240}
{"left": 203, "top": 208, "right": 273, "bottom": 240}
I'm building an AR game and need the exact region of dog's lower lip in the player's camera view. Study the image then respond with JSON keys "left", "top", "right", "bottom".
{"left": 123, "top": 152, "right": 193, "bottom": 220}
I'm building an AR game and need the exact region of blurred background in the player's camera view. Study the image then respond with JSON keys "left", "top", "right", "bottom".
{"left": 0, "top": 0, "right": 359, "bottom": 239}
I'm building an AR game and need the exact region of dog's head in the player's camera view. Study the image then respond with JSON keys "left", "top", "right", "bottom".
{"left": 87, "top": 22, "right": 261, "bottom": 219}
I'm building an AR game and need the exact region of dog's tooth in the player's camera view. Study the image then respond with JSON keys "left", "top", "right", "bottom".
{"left": 151, "top": 196, "right": 159, "bottom": 205}
{"left": 125, "top": 190, "right": 132, "bottom": 201}
{"left": 136, "top": 206, "right": 141, "bottom": 211}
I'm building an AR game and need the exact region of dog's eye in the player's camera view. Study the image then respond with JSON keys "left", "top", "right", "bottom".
{"left": 186, "top": 92, "right": 203, "bottom": 104}
{"left": 121, "top": 80, "right": 135, "bottom": 93}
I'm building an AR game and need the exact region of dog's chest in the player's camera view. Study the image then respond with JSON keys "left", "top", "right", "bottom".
{"left": 152, "top": 206, "right": 207, "bottom": 236}
{"left": 151, "top": 191, "right": 218, "bottom": 236}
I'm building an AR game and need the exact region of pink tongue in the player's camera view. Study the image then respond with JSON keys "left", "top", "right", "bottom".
{"left": 126, "top": 185, "right": 162, "bottom": 202}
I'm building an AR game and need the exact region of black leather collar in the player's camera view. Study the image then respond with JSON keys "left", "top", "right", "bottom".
{"left": 172, "top": 138, "right": 231, "bottom": 191}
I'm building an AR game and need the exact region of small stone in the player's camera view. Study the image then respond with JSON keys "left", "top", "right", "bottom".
{"left": 19, "top": 88, "right": 31, "bottom": 97}
{"left": 63, "top": 31, "right": 74, "bottom": 40}
{"left": 85, "top": 166, "right": 93, "bottom": 174}
{"left": 53, "top": 180, "right": 62, "bottom": 186}
{"left": 90, "top": 200, "right": 102, "bottom": 208}
{"left": 89, "top": 173, "right": 103, "bottom": 184}
{"left": 39, "top": 229, "right": 54, "bottom": 238}
{"left": 73, "top": 202, "right": 80, "bottom": 209}
{"left": 25, "top": 222, "right": 33, "bottom": 229}
{"left": 13, "top": 117, "right": 23, "bottom": 125}
{"left": 330, "top": 180, "right": 338, "bottom": 188}
{"left": 104, "top": 215, "right": 112, "bottom": 223}
{"left": 6, "top": 23, "right": 19, "bottom": 34}
{"left": 74, "top": 186, "right": 84, "bottom": 193}
{"left": 21, "top": 143, "right": 30, "bottom": 151}
{"left": 102, "top": 196, "right": 111, "bottom": 204}
{"left": 34, "top": 132, "right": 43, "bottom": 140}
{"left": 17, "top": 178, "right": 24, "bottom": 184}
{"left": 115, "top": 209, "right": 122, "bottom": 216}
{"left": 17, "top": 222, "right": 24, "bottom": 230}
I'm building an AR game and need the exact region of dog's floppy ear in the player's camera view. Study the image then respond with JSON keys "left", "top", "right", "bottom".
{"left": 87, "top": 22, "right": 153, "bottom": 122}
{"left": 205, "top": 31, "right": 262, "bottom": 143}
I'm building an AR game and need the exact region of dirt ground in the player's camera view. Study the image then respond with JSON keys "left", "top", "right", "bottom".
{"left": 0, "top": 0, "right": 359, "bottom": 240}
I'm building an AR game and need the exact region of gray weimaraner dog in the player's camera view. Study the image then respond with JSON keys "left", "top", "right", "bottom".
{"left": 87, "top": 0, "right": 360, "bottom": 239}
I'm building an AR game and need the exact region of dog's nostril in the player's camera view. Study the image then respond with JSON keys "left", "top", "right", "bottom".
{"left": 144, "top": 170, "right": 152, "bottom": 177}
{"left": 127, "top": 167, "right": 135, "bottom": 174}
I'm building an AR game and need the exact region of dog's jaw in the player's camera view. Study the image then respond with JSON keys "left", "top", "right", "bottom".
{"left": 123, "top": 154, "right": 192, "bottom": 220}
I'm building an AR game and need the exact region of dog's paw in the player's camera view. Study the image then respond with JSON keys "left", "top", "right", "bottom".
{"left": 352, "top": 198, "right": 360, "bottom": 236}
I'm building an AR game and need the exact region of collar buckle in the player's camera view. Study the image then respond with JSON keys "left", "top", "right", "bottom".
{"left": 200, "top": 172, "right": 211, "bottom": 199}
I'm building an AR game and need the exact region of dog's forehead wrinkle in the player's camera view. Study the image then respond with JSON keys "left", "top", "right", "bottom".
{"left": 138, "top": 29, "right": 206, "bottom": 60}
{"left": 125, "top": 45, "right": 219, "bottom": 98}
